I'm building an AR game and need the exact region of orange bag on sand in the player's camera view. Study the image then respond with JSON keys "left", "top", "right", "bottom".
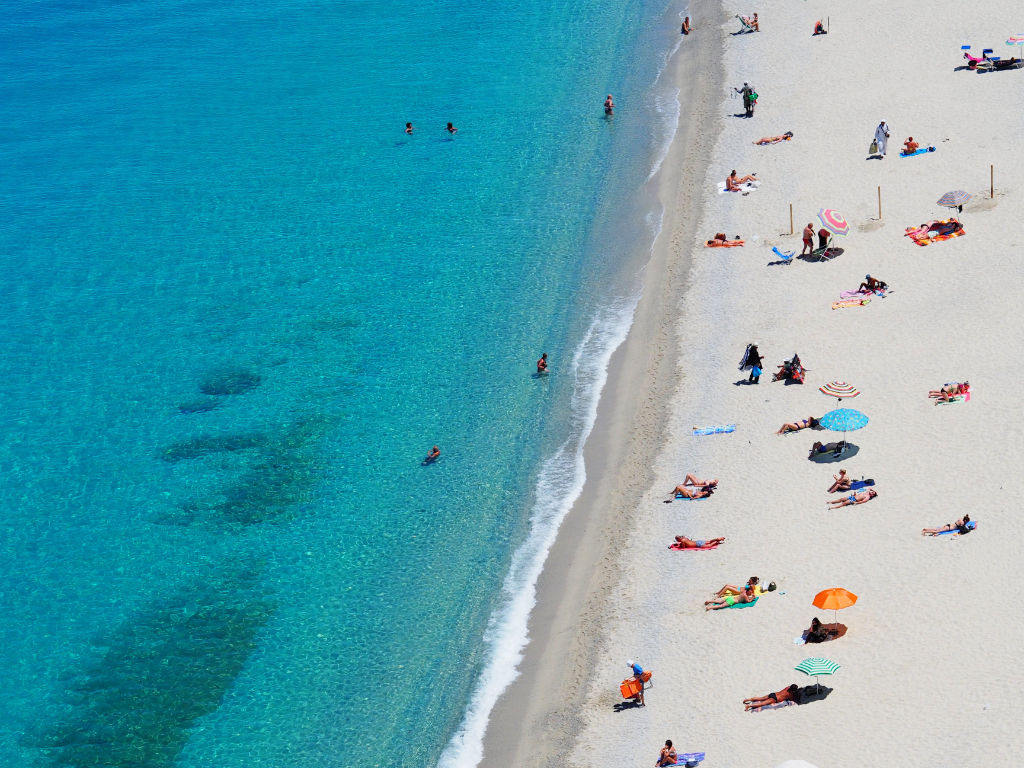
{"left": 620, "top": 678, "right": 643, "bottom": 699}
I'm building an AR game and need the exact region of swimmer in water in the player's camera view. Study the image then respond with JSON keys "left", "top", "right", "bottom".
{"left": 446, "top": 122, "right": 458, "bottom": 134}
{"left": 604, "top": 94, "right": 614, "bottom": 115}
{"left": 537, "top": 353, "right": 548, "bottom": 374}
{"left": 405, "top": 122, "right": 414, "bottom": 134}
{"left": 425, "top": 446, "right": 440, "bottom": 463}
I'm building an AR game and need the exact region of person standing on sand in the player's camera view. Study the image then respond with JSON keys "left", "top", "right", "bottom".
{"left": 537, "top": 353, "right": 548, "bottom": 374}
{"left": 801, "top": 222, "right": 814, "bottom": 256}
{"left": 681, "top": 16, "right": 691, "bottom": 34}
{"left": 735, "top": 83, "right": 754, "bottom": 116}
{"left": 604, "top": 94, "right": 615, "bottom": 115}
{"left": 627, "top": 660, "right": 646, "bottom": 706}
{"left": 874, "top": 120, "right": 890, "bottom": 157}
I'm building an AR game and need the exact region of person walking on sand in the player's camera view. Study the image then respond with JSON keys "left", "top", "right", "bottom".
{"left": 604, "top": 94, "right": 615, "bottom": 116}
{"left": 874, "top": 120, "right": 890, "bottom": 157}
{"left": 735, "top": 82, "right": 754, "bottom": 117}
{"left": 739, "top": 343, "right": 763, "bottom": 383}
{"left": 536, "top": 352, "right": 548, "bottom": 374}
{"left": 627, "top": 660, "right": 646, "bottom": 706}
{"left": 801, "top": 222, "right": 815, "bottom": 256}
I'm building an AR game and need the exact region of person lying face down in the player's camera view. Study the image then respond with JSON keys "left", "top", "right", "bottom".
{"left": 673, "top": 535, "right": 727, "bottom": 549}
{"left": 744, "top": 684, "right": 799, "bottom": 711}
{"left": 922, "top": 514, "right": 972, "bottom": 536}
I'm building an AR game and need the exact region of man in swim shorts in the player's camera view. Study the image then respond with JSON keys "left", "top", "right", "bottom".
{"left": 705, "top": 584, "right": 756, "bottom": 610}
{"left": 537, "top": 352, "right": 548, "bottom": 374}
{"left": 801, "top": 223, "right": 814, "bottom": 256}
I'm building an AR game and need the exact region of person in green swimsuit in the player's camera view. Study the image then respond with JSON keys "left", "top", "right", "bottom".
{"left": 705, "top": 584, "right": 756, "bottom": 611}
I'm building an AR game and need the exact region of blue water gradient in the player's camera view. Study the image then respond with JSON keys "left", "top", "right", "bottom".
{"left": 0, "top": 0, "right": 687, "bottom": 765}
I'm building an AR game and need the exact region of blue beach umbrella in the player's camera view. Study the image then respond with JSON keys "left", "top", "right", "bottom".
{"left": 818, "top": 407, "right": 869, "bottom": 444}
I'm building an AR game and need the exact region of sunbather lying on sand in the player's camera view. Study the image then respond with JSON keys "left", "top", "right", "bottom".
{"left": 705, "top": 584, "right": 756, "bottom": 610}
{"left": 669, "top": 474, "right": 718, "bottom": 499}
{"left": 827, "top": 488, "right": 878, "bottom": 507}
{"left": 827, "top": 469, "right": 851, "bottom": 493}
{"left": 725, "top": 170, "right": 757, "bottom": 191}
{"left": 673, "top": 535, "right": 726, "bottom": 549}
{"left": 744, "top": 684, "right": 799, "bottom": 711}
{"left": 777, "top": 416, "right": 819, "bottom": 434}
{"left": 922, "top": 515, "right": 972, "bottom": 536}
{"left": 928, "top": 381, "right": 969, "bottom": 401}
{"left": 809, "top": 440, "right": 847, "bottom": 458}
{"left": 706, "top": 233, "right": 744, "bottom": 246}
{"left": 753, "top": 132, "right": 792, "bottom": 145}
{"left": 714, "top": 576, "right": 759, "bottom": 598}
{"left": 906, "top": 219, "right": 963, "bottom": 239}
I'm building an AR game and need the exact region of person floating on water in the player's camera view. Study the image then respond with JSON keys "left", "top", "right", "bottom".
{"left": 446, "top": 122, "right": 458, "bottom": 134}
{"left": 537, "top": 353, "right": 548, "bottom": 374}
{"left": 424, "top": 445, "right": 440, "bottom": 463}
{"left": 405, "top": 122, "right": 414, "bottom": 134}
{"left": 604, "top": 94, "right": 614, "bottom": 116}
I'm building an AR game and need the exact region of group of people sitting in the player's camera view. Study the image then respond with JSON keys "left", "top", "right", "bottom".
{"left": 773, "top": 353, "right": 805, "bottom": 383}
{"left": 725, "top": 170, "right": 757, "bottom": 191}
{"left": 668, "top": 474, "right": 718, "bottom": 499}
{"left": 928, "top": 381, "right": 969, "bottom": 403}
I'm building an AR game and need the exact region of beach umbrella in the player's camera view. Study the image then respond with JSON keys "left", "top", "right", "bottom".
{"left": 817, "top": 208, "right": 849, "bottom": 237}
{"left": 818, "top": 407, "right": 868, "bottom": 444}
{"left": 813, "top": 587, "right": 858, "bottom": 625}
{"left": 937, "top": 190, "right": 971, "bottom": 214}
{"left": 819, "top": 380, "right": 860, "bottom": 404}
{"left": 795, "top": 657, "right": 840, "bottom": 693}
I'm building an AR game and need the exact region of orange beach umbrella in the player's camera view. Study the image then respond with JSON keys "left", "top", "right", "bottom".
{"left": 813, "top": 587, "right": 858, "bottom": 624}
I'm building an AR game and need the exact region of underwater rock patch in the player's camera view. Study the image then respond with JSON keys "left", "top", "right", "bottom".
{"left": 176, "top": 399, "right": 221, "bottom": 414}
{"left": 199, "top": 368, "right": 261, "bottom": 396}
{"left": 161, "top": 433, "right": 268, "bottom": 462}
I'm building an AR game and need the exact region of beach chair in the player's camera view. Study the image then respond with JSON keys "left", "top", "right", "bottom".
{"left": 736, "top": 15, "right": 755, "bottom": 33}
{"left": 771, "top": 246, "right": 794, "bottom": 264}
{"left": 812, "top": 234, "right": 837, "bottom": 261}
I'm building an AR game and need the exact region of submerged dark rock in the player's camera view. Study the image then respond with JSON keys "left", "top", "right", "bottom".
{"left": 161, "top": 433, "right": 268, "bottom": 462}
{"left": 199, "top": 369, "right": 261, "bottom": 396}
{"left": 176, "top": 399, "right": 220, "bottom": 414}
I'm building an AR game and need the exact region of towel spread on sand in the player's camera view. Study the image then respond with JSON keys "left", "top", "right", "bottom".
{"left": 899, "top": 147, "right": 935, "bottom": 157}
{"left": 936, "top": 391, "right": 971, "bottom": 403}
{"left": 839, "top": 289, "right": 872, "bottom": 299}
{"left": 693, "top": 424, "right": 736, "bottom": 435}
{"left": 832, "top": 298, "right": 870, "bottom": 310}
{"left": 905, "top": 221, "right": 965, "bottom": 246}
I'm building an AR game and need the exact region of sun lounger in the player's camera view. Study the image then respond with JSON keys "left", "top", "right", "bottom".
{"left": 812, "top": 234, "right": 837, "bottom": 261}
{"left": 736, "top": 14, "right": 755, "bottom": 33}
{"left": 771, "top": 246, "right": 794, "bottom": 263}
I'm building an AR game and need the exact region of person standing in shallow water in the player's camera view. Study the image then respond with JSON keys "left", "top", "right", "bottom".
{"left": 537, "top": 353, "right": 548, "bottom": 374}
{"left": 681, "top": 16, "right": 691, "bottom": 34}
{"left": 446, "top": 122, "right": 457, "bottom": 134}
{"left": 405, "top": 122, "right": 414, "bottom": 134}
{"left": 604, "top": 94, "right": 614, "bottom": 116}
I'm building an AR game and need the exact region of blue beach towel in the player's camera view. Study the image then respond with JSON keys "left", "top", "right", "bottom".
{"left": 673, "top": 753, "right": 706, "bottom": 766}
{"left": 693, "top": 424, "right": 736, "bottom": 436}
{"left": 849, "top": 479, "right": 875, "bottom": 490}
{"left": 899, "top": 147, "right": 935, "bottom": 157}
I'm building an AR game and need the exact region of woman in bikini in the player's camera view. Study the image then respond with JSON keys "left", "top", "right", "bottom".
{"left": 753, "top": 132, "right": 793, "bottom": 145}
{"left": 827, "top": 488, "right": 878, "bottom": 508}
{"left": 922, "top": 515, "right": 971, "bottom": 536}
{"left": 827, "top": 468, "right": 851, "bottom": 493}
{"left": 674, "top": 535, "right": 726, "bottom": 549}
{"left": 705, "top": 584, "right": 756, "bottom": 610}
{"left": 744, "top": 684, "right": 799, "bottom": 711}
{"left": 669, "top": 474, "right": 718, "bottom": 499}
{"left": 928, "top": 381, "right": 969, "bottom": 401}
{"left": 777, "top": 416, "right": 819, "bottom": 434}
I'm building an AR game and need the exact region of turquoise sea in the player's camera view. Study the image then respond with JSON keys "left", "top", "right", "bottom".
{"left": 0, "top": 0, "right": 689, "bottom": 765}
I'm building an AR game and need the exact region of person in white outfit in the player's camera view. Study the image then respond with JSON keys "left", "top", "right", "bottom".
{"left": 874, "top": 121, "right": 890, "bottom": 157}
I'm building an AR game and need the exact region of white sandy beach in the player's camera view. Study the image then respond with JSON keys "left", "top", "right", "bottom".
{"left": 481, "top": 0, "right": 1024, "bottom": 766}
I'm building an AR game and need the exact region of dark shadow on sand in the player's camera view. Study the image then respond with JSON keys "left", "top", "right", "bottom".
{"left": 797, "top": 684, "right": 834, "bottom": 704}
{"left": 612, "top": 699, "right": 645, "bottom": 712}
{"left": 808, "top": 442, "right": 859, "bottom": 463}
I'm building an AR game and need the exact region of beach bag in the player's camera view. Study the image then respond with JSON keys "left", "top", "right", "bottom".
{"left": 752, "top": 366, "right": 762, "bottom": 378}
{"left": 869, "top": 140, "right": 878, "bottom": 155}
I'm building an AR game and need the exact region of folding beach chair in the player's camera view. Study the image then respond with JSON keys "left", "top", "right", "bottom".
{"left": 812, "top": 234, "right": 838, "bottom": 261}
{"left": 736, "top": 15, "right": 755, "bottom": 33}
{"left": 771, "top": 246, "right": 795, "bottom": 264}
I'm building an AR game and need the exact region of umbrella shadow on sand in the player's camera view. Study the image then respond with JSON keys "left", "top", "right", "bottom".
{"left": 796, "top": 685, "right": 833, "bottom": 705}
{"left": 808, "top": 442, "right": 859, "bottom": 463}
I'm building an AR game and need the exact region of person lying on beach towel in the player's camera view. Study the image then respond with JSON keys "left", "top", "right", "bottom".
{"left": 810, "top": 440, "right": 847, "bottom": 458}
{"left": 803, "top": 617, "right": 847, "bottom": 643}
{"left": 922, "top": 514, "right": 973, "bottom": 536}
{"left": 827, "top": 488, "right": 878, "bottom": 508}
{"left": 905, "top": 218, "right": 964, "bottom": 245}
{"left": 744, "top": 684, "right": 799, "bottom": 711}
{"left": 705, "top": 584, "right": 757, "bottom": 610}
{"left": 714, "top": 576, "right": 760, "bottom": 597}
{"left": 777, "top": 416, "right": 819, "bottom": 434}
{"left": 929, "top": 381, "right": 969, "bottom": 402}
{"left": 705, "top": 233, "right": 744, "bottom": 247}
{"left": 668, "top": 474, "right": 718, "bottom": 499}
{"left": 725, "top": 170, "right": 757, "bottom": 191}
{"left": 671, "top": 535, "right": 726, "bottom": 550}
{"left": 753, "top": 131, "right": 792, "bottom": 145}
{"left": 828, "top": 469, "right": 851, "bottom": 493}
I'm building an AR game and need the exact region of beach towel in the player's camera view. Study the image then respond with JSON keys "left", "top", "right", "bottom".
{"left": 832, "top": 299, "right": 870, "bottom": 310}
{"left": 669, "top": 541, "right": 721, "bottom": 551}
{"left": 693, "top": 424, "right": 736, "bottom": 436}
{"left": 717, "top": 180, "right": 759, "bottom": 194}
{"left": 899, "top": 147, "right": 935, "bottom": 157}
{"left": 670, "top": 753, "right": 706, "bottom": 766}
{"left": 749, "top": 699, "right": 795, "bottom": 712}
{"left": 849, "top": 479, "right": 875, "bottom": 490}
{"left": 670, "top": 493, "right": 709, "bottom": 501}
{"left": 730, "top": 596, "right": 758, "bottom": 609}
{"left": 705, "top": 239, "right": 744, "bottom": 247}
{"left": 905, "top": 221, "right": 965, "bottom": 246}
{"left": 839, "top": 288, "right": 885, "bottom": 299}
{"left": 935, "top": 520, "right": 977, "bottom": 535}
{"left": 936, "top": 391, "right": 971, "bottom": 403}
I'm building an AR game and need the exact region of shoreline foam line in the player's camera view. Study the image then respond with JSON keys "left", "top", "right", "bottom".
{"left": 436, "top": 296, "right": 638, "bottom": 768}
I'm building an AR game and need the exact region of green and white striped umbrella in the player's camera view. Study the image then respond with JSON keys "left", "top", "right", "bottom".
{"left": 795, "top": 657, "right": 840, "bottom": 691}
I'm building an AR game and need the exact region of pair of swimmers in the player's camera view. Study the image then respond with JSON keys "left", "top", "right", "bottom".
{"left": 404, "top": 123, "right": 457, "bottom": 134}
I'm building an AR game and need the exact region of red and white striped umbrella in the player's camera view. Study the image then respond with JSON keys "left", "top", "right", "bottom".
{"left": 817, "top": 208, "right": 850, "bottom": 237}
{"left": 819, "top": 380, "right": 860, "bottom": 400}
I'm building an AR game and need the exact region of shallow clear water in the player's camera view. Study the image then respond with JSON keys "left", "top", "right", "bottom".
{"left": 0, "top": 0, "right": 688, "bottom": 765}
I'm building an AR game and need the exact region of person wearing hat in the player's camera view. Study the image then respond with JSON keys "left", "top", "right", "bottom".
{"left": 627, "top": 659, "right": 646, "bottom": 705}
{"left": 859, "top": 274, "right": 887, "bottom": 293}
